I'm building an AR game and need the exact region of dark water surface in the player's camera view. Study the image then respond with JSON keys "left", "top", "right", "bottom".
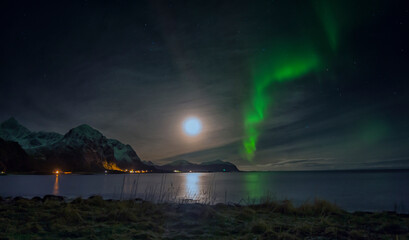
{"left": 0, "top": 171, "right": 408, "bottom": 212}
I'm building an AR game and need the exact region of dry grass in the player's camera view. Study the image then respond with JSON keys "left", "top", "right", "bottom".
{"left": 0, "top": 196, "right": 408, "bottom": 239}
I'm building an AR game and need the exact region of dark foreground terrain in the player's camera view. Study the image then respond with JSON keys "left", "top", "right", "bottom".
{"left": 0, "top": 196, "right": 408, "bottom": 240}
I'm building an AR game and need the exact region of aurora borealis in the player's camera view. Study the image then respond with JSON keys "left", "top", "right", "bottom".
{"left": 242, "top": 0, "right": 341, "bottom": 161}
{"left": 243, "top": 46, "right": 321, "bottom": 160}
{"left": 315, "top": 0, "right": 340, "bottom": 51}
{"left": 1, "top": 0, "right": 408, "bottom": 170}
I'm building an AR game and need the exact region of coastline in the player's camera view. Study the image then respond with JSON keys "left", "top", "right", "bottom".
{"left": 0, "top": 170, "right": 240, "bottom": 175}
{"left": 0, "top": 196, "right": 408, "bottom": 239}
{"left": 2, "top": 168, "right": 409, "bottom": 176}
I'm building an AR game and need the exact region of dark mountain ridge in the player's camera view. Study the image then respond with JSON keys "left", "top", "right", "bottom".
{"left": 0, "top": 118, "right": 154, "bottom": 173}
{"left": 0, "top": 138, "right": 32, "bottom": 172}
{"left": 147, "top": 159, "right": 240, "bottom": 172}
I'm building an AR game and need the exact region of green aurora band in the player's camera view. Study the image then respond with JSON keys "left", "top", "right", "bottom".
{"left": 315, "top": 0, "right": 339, "bottom": 51}
{"left": 242, "top": 47, "right": 322, "bottom": 161}
{"left": 240, "top": 0, "right": 374, "bottom": 161}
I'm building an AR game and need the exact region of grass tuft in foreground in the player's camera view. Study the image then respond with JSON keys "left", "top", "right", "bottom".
{"left": 0, "top": 196, "right": 408, "bottom": 239}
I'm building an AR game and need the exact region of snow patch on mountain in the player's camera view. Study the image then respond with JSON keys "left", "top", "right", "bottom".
{"left": 107, "top": 139, "right": 141, "bottom": 163}
{"left": 0, "top": 118, "right": 63, "bottom": 149}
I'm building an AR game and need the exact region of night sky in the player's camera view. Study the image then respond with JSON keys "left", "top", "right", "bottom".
{"left": 1, "top": 0, "right": 409, "bottom": 170}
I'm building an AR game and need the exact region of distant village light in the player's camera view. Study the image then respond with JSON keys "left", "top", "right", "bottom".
{"left": 53, "top": 170, "right": 71, "bottom": 174}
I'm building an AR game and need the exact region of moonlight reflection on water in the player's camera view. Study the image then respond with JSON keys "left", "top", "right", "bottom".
{"left": 183, "top": 173, "right": 201, "bottom": 200}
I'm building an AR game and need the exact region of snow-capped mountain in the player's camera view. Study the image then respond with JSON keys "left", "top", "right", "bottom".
{"left": 0, "top": 118, "right": 154, "bottom": 172}
{"left": 107, "top": 139, "right": 142, "bottom": 163}
{"left": 0, "top": 117, "right": 62, "bottom": 149}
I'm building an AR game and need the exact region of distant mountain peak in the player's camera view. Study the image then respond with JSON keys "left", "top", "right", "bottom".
{"left": 166, "top": 160, "right": 194, "bottom": 166}
{"left": 73, "top": 124, "right": 96, "bottom": 131}
{"left": 2, "top": 117, "right": 18, "bottom": 125}
{"left": 157, "top": 159, "right": 239, "bottom": 172}
{"left": 0, "top": 117, "right": 31, "bottom": 141}
{"left": 1, "top": 117, "right": 26, "bottom": 129}
{"left": 65, "top": 124, "right": 103, "bottom": 139}
{"left": 200, "top": 159, "right": 230, "bottom": 165}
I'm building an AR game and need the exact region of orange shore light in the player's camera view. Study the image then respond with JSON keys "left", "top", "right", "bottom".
{"left": 54, "top": 170, "right": 71, "bottom": 174}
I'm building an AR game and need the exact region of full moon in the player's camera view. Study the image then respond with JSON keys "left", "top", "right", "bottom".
{"left": 182, "top": 117, "right": 202, "bottom": 136}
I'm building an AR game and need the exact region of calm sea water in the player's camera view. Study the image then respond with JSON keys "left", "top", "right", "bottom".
{"left": 0, "top": 171, "right": 408, "bottom": 212}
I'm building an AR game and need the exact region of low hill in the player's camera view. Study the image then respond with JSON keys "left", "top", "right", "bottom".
{"left": 152, "top": 159, "right": 239, "bottom": 172}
